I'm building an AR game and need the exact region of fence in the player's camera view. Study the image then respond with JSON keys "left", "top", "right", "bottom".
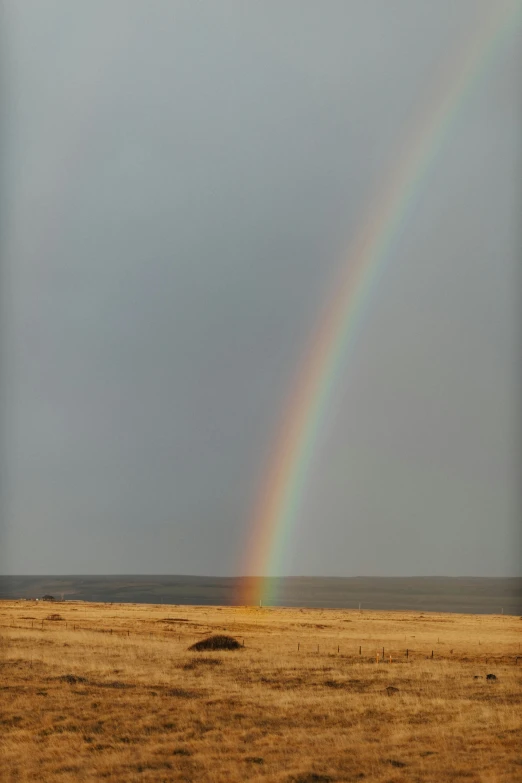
{"left": 3, "top": 618, "right": 521, "bottom": 666}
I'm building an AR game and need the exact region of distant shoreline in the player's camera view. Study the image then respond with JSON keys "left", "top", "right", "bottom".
{"left": 1, "top": 575, "right": 520, "bottom": 615}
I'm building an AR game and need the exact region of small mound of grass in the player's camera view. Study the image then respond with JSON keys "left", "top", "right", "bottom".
{"left": 324, "top": 679, "right": 345, "bottom": 689}
{"left": 386, "top": 758, "right": 407, "bottom": 768}
{"left": 188, "top": 635, "right": 241, "bottom": 651}
{"left": 57, "top": 674, "right": 88, "bottom": 684}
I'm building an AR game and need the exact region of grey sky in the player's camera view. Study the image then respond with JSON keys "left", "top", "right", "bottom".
{"left": 1, "top": 1, "right": 520, "bottom": 576}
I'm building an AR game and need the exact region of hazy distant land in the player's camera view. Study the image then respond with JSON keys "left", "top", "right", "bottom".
{"left": 1, "top": 575, "right": 520, "bottom": 614}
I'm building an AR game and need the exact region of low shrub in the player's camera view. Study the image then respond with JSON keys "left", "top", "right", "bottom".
{"left": 188, "top": 635, "right": 241, "bottom": 651}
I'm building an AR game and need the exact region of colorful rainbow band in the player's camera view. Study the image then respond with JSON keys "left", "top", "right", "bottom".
{"left": 239, "top": 2, "right": 522, "bottom": 606}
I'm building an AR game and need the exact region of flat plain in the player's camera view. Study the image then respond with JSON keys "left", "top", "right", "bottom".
{"left": 1, "top": 600, "right": 521, "bottom": 782}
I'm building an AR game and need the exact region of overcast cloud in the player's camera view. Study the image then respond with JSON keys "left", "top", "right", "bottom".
{"left": 1, "top": 1, "right": 520, "bottom": 576}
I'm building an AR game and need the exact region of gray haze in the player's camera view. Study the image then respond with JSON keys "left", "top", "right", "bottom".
{"left": 1, "top": 1, "right": 520, "bottom": 576}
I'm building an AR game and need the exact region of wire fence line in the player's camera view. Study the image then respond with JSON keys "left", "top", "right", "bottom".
{"left": 2, "top": 620, "right": 521, "bottom": 665}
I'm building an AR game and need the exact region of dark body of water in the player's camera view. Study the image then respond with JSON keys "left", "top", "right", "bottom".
{"left": 1, "top": 575, "right": 521, "bottom": 614}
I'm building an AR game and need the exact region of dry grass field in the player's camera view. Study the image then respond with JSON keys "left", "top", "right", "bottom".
{"left": 1, "top": 600, "right": 521, "bottom": 782}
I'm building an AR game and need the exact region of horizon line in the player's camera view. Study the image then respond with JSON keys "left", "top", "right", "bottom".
{"left": 1, "top": 573, "right": 520, "bottom": 580}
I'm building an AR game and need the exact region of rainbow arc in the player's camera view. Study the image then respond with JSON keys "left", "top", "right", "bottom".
{"left": 239, "top": 1, "right": 522, "bottom": 607}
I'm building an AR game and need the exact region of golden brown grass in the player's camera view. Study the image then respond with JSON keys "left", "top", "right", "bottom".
{"left": 1, "top": 600, "right": 521, "bottom": 782}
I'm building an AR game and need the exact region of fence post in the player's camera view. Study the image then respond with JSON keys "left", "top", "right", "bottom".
{"left": 382, "top": 646, "right": 384, "bottom": 659}
{"left": 431, "top": 650, "right": 434, "bottom": 659}
{"left": 406, "top": 649, "right": 408, "bottom": 658}
{"left": 298, "top": 642, "right": 300, "bottom": 652}
{"left": 359, "top": 645, "right": 361, "bottom": 655}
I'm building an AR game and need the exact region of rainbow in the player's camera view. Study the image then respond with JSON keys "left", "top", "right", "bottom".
{"left": 239, "top": 1, "right": 522, "bottom": 606}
